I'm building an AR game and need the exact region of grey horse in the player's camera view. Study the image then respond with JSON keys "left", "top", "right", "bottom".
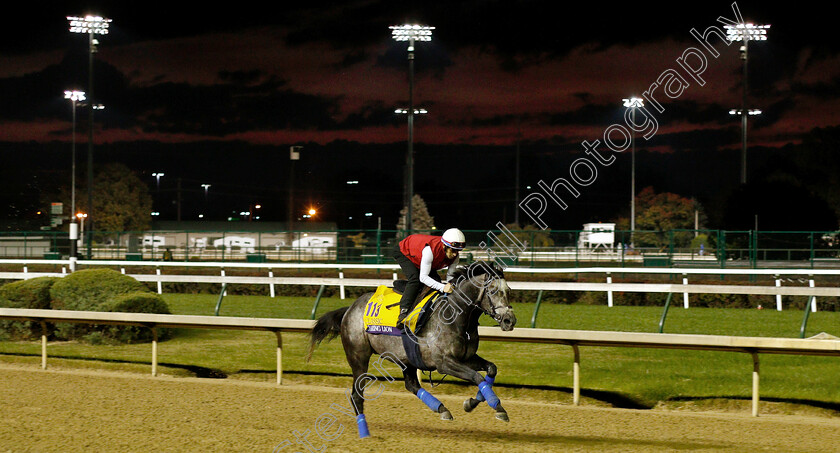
{"left": 307, "top": 261, "right": 516, "bottom": 438}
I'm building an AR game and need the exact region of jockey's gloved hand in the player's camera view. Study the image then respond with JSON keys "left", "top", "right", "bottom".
{"left": 442, "top": 283, "right": 454, "bottom": 293}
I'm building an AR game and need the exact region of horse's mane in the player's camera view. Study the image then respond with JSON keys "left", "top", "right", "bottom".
{"left": 450, "top": 260, "right": 505, "bottom": 282}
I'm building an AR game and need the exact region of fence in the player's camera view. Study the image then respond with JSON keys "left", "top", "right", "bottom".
{"left": 2, "top": 228, "right": 838, "bottom": 268}
{"left": 2, "top": 307, "right": 839, "bottom": 417}
{"left": 1, "top": 259, "right": 838, "bottom": 336}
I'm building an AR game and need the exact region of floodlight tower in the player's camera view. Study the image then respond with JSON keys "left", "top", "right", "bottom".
{"left": 390, "top": 24, "right": 434, "bottom": 233}
{"left": 64, "top": 90, "right": 85, "bottom": 260}
{"left": 64, "top": 90, "right": 86, "bottom": 218}
{"left": 68, "top": 14, "right": 111, "bottom": 258}
{"left": 724, "top": 22, "right": 769, "bottom": 185}
{"left": 623, "top": 97, "right": 644, "bottom": 243}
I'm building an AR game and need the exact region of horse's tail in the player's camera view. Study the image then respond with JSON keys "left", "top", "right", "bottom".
{"left": 306, "top": 306, "right": 349, "bottom": 362}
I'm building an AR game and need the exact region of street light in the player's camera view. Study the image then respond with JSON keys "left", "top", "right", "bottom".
{"left": 390, "top": 23, "right": 434, "bottom": 233}
{"left": 724, "top": 22, "right": 769, "bottom": 184}
{"left": 75, "top": 212, "right": 87, "bottom": 253}
{"left": 68, "top": 14, "right": 111, "bottom": 258}
{"left": 623, "top": 97, "right": 644, "bottom": 244}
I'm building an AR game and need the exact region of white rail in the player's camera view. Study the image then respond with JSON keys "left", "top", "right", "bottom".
{"left": 1, "top": 259, "right": 837, "bottom": 311}
{"left": 1, "top": 307, "right": 838, "bottom": 417}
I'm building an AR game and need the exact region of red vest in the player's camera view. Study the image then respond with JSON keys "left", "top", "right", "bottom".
{"left": 399, "top": 234, "right": 455, "bottom": 270}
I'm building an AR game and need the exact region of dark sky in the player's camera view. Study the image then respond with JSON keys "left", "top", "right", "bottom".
{"left": 2, "top": 1, "right": 839, "bottom": 231}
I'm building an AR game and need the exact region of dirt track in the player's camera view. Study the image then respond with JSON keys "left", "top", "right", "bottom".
{"left": 1, "top": 364, "right": 839, "bottom": 452}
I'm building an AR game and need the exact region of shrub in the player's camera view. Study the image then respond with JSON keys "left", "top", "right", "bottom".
{"left": 50, "top": 268, "right": 148, "bottom": 311}
{"left": 95, "top": 291, "right": 172, "bottom": 343}
{"left": 0, "top": 277, "right": 59, "bottom": 340}
{"left": 49, "top": 269, "right": 170, "bottom": 343}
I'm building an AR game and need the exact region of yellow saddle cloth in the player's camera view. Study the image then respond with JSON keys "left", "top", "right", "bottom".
{"left": 363, "top": 286, "right": 439, "bottom": 336}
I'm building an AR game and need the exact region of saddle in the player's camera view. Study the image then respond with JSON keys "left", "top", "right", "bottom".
{"left": 363, "top": 285, "right": 439, "bottom": 336}
{"left": 387, "top": 279, "right": 434, "bottom": 307}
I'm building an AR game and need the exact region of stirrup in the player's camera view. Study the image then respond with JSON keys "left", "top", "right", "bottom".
{"left": 396, "top": 309, "right": 409, "bottom": 329}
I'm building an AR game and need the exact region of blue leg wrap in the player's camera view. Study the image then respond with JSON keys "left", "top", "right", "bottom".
{"left": 356, "top": 413, "right": 370, "bottom": 438}
{"left": 416, "top": 388, "right": 443, "bottom": 412}
{"left": 478, "top": 381, "right": 500, "bottom": 409}
{"left": 474, "top": 375, "right": 495, "bottom": 402}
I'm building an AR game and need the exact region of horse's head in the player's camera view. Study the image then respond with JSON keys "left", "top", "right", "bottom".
{"left": 452, "top": 261, "right": 516, "bottom": 331}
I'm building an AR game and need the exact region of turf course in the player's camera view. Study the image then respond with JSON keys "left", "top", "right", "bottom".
{"left": 1, "top": 293, "right": 839, "bottom": 413}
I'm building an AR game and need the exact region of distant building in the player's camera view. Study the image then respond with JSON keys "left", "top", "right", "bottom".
{"left": 131, "top": 221, "right": 338, "bottom": 254}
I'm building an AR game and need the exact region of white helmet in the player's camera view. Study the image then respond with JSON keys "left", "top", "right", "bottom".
{"left": 441, "top": 228, "right": 466, "bottom": 250}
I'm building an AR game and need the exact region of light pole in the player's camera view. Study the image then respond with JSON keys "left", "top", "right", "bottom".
{"left": 200, "top": 184, "right": 211, "bottom": 219}
{"left": 288, "top": 146, "right": 302, "bottom": 239}
{"left": 390, "top": 24, "right": 433, "bottom": 233}
{"left": 75, "top": 212, "right": 87, "bottom": 253}
{"left": 623, "top": 97, "right": 644, "bottom": 245}
{"left": 724, "top": 22, "right": 769, "bottom": 185}
{"left": 152, "top": 172, "right": 164, "bottom": 215}
{"left": 64, "top": 90, "right": 85, "bottom": 259}
{"left": 68, "top": 14, "right": 111, "bottom": 258}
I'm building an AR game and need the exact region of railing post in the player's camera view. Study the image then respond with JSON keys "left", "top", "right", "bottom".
{"left": 572, "top": 344, "right": 581, "bottom": 406}
{"left": 151, "top": 327, "right": 158, "bottom": 377}
{"left": 658, "top": 293, "right": 673, "bottom": 333}
{"left": 269, "top": 268, "right": 275, "bottom": 298}
{"left": 751, "top": 351, "right": 760, "bottom": 417}
{"left": 339, "top": 269, "right": 345, "bottom": 299}
{"left": 310, "top": 285, "right": 326, "bottom": 319}
{"left": 215, "top": 283, "right": 227, "bottom": 316}
{"left": 800, "top": 296, "right": 815, "bottom": 338}
{"left": 40, "top": 321, "right": 48, "bottom": 370}
{"left": 274, "top": 330, "right": 283, "bottom": 385}
{"left": 775, "top": 275, "right": 782, "bottom": 311}
{"left": 606, "top": 272, "right": 613, "bottom": 308}
{"left": 682, "top": 273, "right": 689, "bottom": 309}
{"left": 530, "top": 290, "right": 544, "bottom": 328}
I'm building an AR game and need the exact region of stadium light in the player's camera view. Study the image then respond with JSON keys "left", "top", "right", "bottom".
{"left": 68, "top": 13, "right": 112, "bottom": 258}
{"left": 622, "top": 97, "right": 644, "bottom": 244}
{"left": 390, "top": 24, "right": 434, "bottom": 233}
{"left": 724, "top": 22, "right": 769, "bottom": 184}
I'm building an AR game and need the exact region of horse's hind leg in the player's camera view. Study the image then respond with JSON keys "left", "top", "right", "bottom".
{"left": 341, "top": 328, "right": 374, "bottom": 437}
{"left": 403, "top": 366, "right": 453, "bottom": 421}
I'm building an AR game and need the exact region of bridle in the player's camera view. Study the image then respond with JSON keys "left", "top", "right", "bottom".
{"left": 462, "top": 272, "right": 506, "bottom": 322}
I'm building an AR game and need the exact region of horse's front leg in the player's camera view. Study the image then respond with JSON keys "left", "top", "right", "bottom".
{"left": 460, "top": 355, "right": 507, "bottom": 421}
{"left": 437, "top": 356, "right": 509, "bottom": 422}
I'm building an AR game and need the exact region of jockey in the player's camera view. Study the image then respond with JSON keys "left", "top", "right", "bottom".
{"left": 393, "top": 228, "right": 466, "bottom": 327}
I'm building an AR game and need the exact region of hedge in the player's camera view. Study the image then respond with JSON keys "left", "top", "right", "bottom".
{"left": 49, "top": 269, "right": 171, "bottom": 343}
{"left": 0, "top": 277, "right": 59, "bottom": 340}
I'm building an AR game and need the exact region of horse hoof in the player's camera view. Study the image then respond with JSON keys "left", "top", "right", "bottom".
{"left": 440, "top": 409, "right": 453, "bottom": 421}
{"left": 463, "top": 398, "right": 479, "bottom": 413}
{"left": 495, "top": 411, "right": 509, "bottom": 422}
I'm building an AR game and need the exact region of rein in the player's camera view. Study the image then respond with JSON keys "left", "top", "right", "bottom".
{"left": 446, "top": 273, "right": 498, "bottom": 320}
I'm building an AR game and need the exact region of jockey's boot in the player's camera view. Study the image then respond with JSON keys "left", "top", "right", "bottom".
{"left": 396, "top": 308, "right": 409, "bottom": 330}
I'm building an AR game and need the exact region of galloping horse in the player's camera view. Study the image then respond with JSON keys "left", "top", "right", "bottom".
{"left": 307, "top": 261, "right": 516, "bottom": 438}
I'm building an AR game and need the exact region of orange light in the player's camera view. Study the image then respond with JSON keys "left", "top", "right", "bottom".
{"left": 308, "top": 209, "right": 317, "bottom": 216}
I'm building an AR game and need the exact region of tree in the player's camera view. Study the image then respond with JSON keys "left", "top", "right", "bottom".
{"left": 63, "top": 163, "right": 152, "bottom": 232}
{"left": 501, "top": 223, "right": 554, "bottom": 248}
{"left": 616, "top": 187, "right": 705, "bottom": 249}
{"left": 396, "top": 194, "right": 435, "bottom": 233}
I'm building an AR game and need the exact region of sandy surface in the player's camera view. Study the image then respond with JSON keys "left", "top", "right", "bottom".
{"left": 1, "top": 364, "right": 839, "bottom": 453}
